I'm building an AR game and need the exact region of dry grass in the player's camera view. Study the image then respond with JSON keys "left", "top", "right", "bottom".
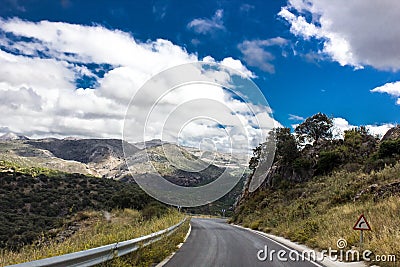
{"left": 276, "top": 197, "right": 400, "bottom": 262}
{"left": 235, "top": 163, "right": 400, "bottom": 266}
{"left": 100, "top": 219, "right": 190, "bottom": 267}
{"left": 1, "top": 209, "right": 185, "bottom": 266}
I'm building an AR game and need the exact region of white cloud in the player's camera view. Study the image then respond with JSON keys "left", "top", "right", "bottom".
{"left": 239, "top": 4, "right": 255, "bottom": 13}
{"left": 371, "top": 81, "right": 400, "bottom": 105}
{"left": 124, "top": 71, "right": 276, "bottom": 154}
{"left": 278, "top": 0, "right": 400, "bottom": 70}
{"left": 288, "top": 114, "right": 304, "bottom": 121}
{"left": 187, "top": 9, "right": 225, "bottom": 34}
{"left": 366, "top": 124, "right": 395, "bottom": 138}
{"left": 203, "top": 56, "right": 256, "bottom": 78}
{"left": 331, "top": 117, "right": 352, "bottom": 138}
{"left": 332, "top": 117, "right": 394, "bottom": 139}
{"left": 0, "top": 18, "right": 197, "bottom": 70}
{"left": 0, "top": 86, "right": 42, "bottom": 111}
{"left": 238, "top": 37, "right": 288, "bottom": 73}
{"left": 152, "top": 2, "right": 168, "bottom": 20}
{"left": 0, "top": 18, "right": 275, "bottom": 154}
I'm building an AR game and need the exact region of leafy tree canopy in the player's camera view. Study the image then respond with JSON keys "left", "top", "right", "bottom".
{"left": 275, "top": 127, "right": 298, "bottom": 164}
{"left": 295, "top": 113, "right": 333, "bottom": 144}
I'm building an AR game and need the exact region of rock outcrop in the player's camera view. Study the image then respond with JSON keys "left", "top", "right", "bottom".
{"left": 382, "top": 125, "right": 400, "bottom": 141}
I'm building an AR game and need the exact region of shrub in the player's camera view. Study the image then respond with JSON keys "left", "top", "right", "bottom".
{"left": 316, "top": 150, "right": 341, "bottom": 174}
{"left": 141, "top": 202, "right": 167, "bottom": 220}
{"left": 292, "top": 157, "right": 312, "bottom": 171}
{"left": 379, "top": 139, "right": 400, "bottom": 158}
{"left": 250, "top": 220, "right": 262, "bottom": 230}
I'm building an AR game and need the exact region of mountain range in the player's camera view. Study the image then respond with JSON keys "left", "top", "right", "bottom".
{"left": 0, "top": 133, "right": 249, "bottom": 188}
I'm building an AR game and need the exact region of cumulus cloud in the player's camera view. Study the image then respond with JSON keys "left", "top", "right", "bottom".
{"left": 187, "top": 9, "right": 225, "bottom": 34}
{"left": 278, "top": 0, "right": 400, "bottom": 70}
{"left": 0, "top": 86, "right": 42, "bottom": 111}
{"left": 292, "top": 116, "right": 393, "bottom": 139}
{"left": 332, "top": 117, "right": 394, "bottom": 139}
{"left": 238, "top": 37, "right": 288, "bottom": 73}
{"left": 371, "top": 81, "right": 400, "bottom": 105}
{"left": 202, "top": 56, "right": 256, "bottom": 78}
{"left": 0, "top": 18, "right": 277, "bottom": 154}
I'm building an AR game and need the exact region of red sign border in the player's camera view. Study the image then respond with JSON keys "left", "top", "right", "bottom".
{"left": 353, "top": 214, "right": 371, "bottom": 231}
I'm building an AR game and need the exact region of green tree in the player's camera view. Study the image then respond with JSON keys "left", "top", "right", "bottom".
{"left": 343, "top": 126, "right": 377, "bottom": 161}
{"left": 249, "top": 144, "right": 261, "bottom": 172}
{"left": 249, "top": 130, "right": 277, "bottom": 171}
{"left": 379, "top": 139, "right": 400, "bottom": 158}
{"left": 275, "top": 127, "right": 299, "bottom": 164}
{"left": 295, "top": 113, "right": 333, "bottom": 144}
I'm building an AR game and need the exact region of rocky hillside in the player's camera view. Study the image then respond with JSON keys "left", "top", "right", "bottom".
{"left": 27, "top": 138, "right": 137, "bottom": 164}
{"left": 0, "top": 132, "right": 29, "bottom": 141}
{"left": 233, "top": 114, "right": 400, "bottom": 266}
{"left": 0, "top": 134, "right": 249, "bottom": 216}
{"left": 240, "top": 120, "right": 398, "bottom": 200}
{"left": 121, "top": 143, "right": 226, "bottom": 186}
{"left": 382, "top": 125, "right": 400, "bottom": 141}
{"left": 25, "top": 138, "right": 138, "bottom": 179}
{"left": 0, "top": 136, "right": 244, "bottom": 187}
{"left": 0, "top": 140, "right": 94, "bottom": 175}
{"left": 0, "top": 134, "right": 245, "bottom": 249}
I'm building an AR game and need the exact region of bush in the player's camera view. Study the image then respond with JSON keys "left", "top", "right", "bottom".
{"left": 316, "top": 150, "right": 341, "bottom": 175}
{"left": 141, "top": 202, "right": 167, "bottom": 220}
{"left": 292, "top": 157, "right": 312, "bottom": 171}
{"left": 364, "top": 156, "right": 396, "bottom": 173}
{"left": 379, "top": 139, "right": 400, "bottom": 158}
{"left": 250, "top": 220, "right": 262, "bottom": 230}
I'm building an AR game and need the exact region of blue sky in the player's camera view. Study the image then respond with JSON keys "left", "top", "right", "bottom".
{"left": 0, "top": 0, "right": 399, "bottom": 141}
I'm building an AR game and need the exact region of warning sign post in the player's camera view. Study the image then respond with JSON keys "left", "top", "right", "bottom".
{"left": 353, "top": 214, "right": 371, "bottom": 250}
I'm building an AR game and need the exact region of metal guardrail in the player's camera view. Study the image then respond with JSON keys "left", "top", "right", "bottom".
{"left": 7, "top": 218, "right": 187, "bottom": 267}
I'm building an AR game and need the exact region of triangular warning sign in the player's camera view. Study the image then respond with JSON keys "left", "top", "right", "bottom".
{"left": 353, "top": 214, "right": 371, "bottom": 231}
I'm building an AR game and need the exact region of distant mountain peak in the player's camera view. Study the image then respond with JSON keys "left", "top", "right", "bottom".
{"left": 134, "top": 139, "right": 168, "bottom": 149}
{"left": 0, "top": 132, "right": 29, "bottom": 141}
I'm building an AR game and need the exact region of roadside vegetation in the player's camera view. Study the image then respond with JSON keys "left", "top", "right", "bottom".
{"left": 233, "top": 113, "right": 400, "bottom": 266}
{"left": 1, "top": 209, "right": 187, "bottom": 266}
{"left": 101, "top": 214, "right": 189, "bottom": 267}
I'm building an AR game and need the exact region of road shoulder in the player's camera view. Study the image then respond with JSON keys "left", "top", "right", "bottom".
{"left": 231, "top": 223, "right": 368, "bottom": 267}
{"left": 156, "top": 219, "right": 192, "bottom": 267}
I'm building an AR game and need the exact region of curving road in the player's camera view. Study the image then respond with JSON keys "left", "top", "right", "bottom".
{"left": 164, "top": 218, "right": 324, "bottom": 267}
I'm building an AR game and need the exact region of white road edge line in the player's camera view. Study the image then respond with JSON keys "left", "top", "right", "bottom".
{"left": 254, "top": 231, "right": 324, "bottom": 267}
{"left": 156, "top": 220, "right": 192, "bottom": 267}
{"left": 232, "top": 223, "right": 366, "bottom": 267}
{"left": 231, "top": 224, "right": 323, "bottom": 267}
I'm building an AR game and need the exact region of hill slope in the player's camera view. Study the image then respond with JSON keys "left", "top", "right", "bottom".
{"left": 0, "top": 161, "right": 154, "bottom": 249}
{"left": 0, "top": 138, "right": 239, "bottom": 186}
{"left": 233, "top": 124, "right": 400, "bottom": 265}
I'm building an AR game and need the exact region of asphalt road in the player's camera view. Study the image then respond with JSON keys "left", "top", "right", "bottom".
{"left": 164, "top": 218, "right": 324, "bottom": 267}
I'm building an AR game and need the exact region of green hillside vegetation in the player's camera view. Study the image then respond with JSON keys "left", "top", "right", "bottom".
{"left": 0, "top": 160, "right": 166, "bottom": 250}
{"left": 233, "top": 113, "right": 400, "bottom": 265}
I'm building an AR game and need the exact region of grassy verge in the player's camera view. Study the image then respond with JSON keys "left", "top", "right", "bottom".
{"left": 1, "top": 209, "right": 185, "bottom": 266}
{"left": 233, "top": 164, "right": 400, "bottom": 266}
{"left": 100, "top": 219, "right": 190, "bottom": 267}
